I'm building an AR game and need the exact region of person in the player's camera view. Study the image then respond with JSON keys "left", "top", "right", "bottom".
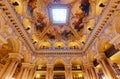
{"left": 72, "top": 12, "right": 85, "bottom": 32}
{"left": 73, "top": 19, "right": 83, "bottom": 32}
{"left": 62, "top": 30, "right": 74, "bottom": 38}
{"left": 80, "top": 0, "right": 90, "bottom": 16}
{"left": 28, "top": 0, "right": 37, "bottom": 15}
{"left": 46, "top": 33, "right": 55, "bottom": 39}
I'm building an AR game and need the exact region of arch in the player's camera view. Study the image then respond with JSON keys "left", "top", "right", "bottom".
{"left": 35, "top": 57, "right": 48, "bottom": 75}
{"left": 22, "top": 18, "right": 32, "bottom": 33}
{"left": 54, "top": 42, "right": 65, "bottom": 49}
{"left": 68, "top": 41, "right": 79, "bottom": 49}
{"left": 52, "top": 57, "right": 67, "bottom": 66}
{"left": 71, "top": 57, "right": 82, "bottom": 66}
{"left": 39, "top": 41, "right": 51, "bottom": 49}
{"left": 35, "top": 57, "right": 48, "bottom": 66}
{"left": 71, "top": 57, "right": 83, "bottom": 78}
{"left": 32, "top": 34, "right": 38, "bottom": 44}
{"left": 52, "top": 57, "right": 66, "bottom": 79}
{"left": 36, "top": 40, "right": 51, "bottom": 49}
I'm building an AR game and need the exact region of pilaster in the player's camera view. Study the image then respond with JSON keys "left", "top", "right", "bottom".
{"left": 96, "top": 53, "right": 117, "bottom": 79}
{"left": 17, "top": 63, "right": 35, "bottom": 79}
{"left": 0, "top": 53, "right": 23, "bottom": 79}
{"left": 65, "top": 64, "right": 73, "bottom": 79}
{"left": 46, "top": 64, "right": 54, "bottom": 79}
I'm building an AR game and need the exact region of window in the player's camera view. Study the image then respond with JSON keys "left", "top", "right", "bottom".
{"left": 48, "top": 4, "right": 70, "bottom": 25}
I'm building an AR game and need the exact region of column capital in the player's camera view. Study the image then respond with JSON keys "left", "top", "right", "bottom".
{"left": 46, "top": 64, "right": 54, "bottom": 69}
{"left": 84, "top": 63, "right": 94, "bottom": 69}
{"left": 65, "top": 65, "right": 72, "bottom": 69}
{"left": 95, "top": 53, "right": 106, "bottom": 61}
{"left": 83, "top": 64, "right": 89, "bottom": 68}
{"left": 29, "top": 64, "right": 35, "bottom": 69}
{"left": 110, "top": 34, "right": 120, "bottom": 49}
{"left": 65, "top": 64, "right": 72, "bottom": 67}
{"left": 22, "top": 63, "right": 35, "bottom": 68}
{"left": 9, "top": 53, "right": 23, "bottom": 61}
{"left": 47, "top": 64, "right": 54, "bottom": 66}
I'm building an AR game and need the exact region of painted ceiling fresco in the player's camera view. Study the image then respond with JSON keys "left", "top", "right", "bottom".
{"left": 10, "top": 0, "right": 108, "bottom": 49}
{"left": 29, "top": 0, "right": 87, "bottom": 37}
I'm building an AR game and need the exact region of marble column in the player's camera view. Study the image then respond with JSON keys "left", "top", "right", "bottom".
{"left": 89, "top": 64, "right": 99, "bottom": 79}
{"left": 97, "top": 53, "right": 117, "bottom": 79}
{"left": 65, "top": 64, "right": 73, "bottom": 79}
{"left": 83, "top": 69, "right": 87, "bottom": 79}
{"left": 46, "top": 64, "right": 54, "bottom": 79}
{"left": 16, "top": 63, "right": 35, "bottom": 79}
{"left": 28, "top": 68, "right": 35, "bottom": 79}
{"left": 16, "top": 67, "right": 24, "bottom": 79}
{"left": 0, "top": 62, "right": 10, "bottom": 78}
{"left": 0, "top": 53, "right": 23, "bottom": 79}
{"left": 83, "top": 64, "right": 92, "bottom": 79}
{"left": 83, "top": 63, "right": 99, "bottom": 79}
{"left": 21, "top": 68, "right": 28, "bottom": 79}
{"left": 27, "top": 64, "right": 35, "bottom": 79}
{"left": 8, "top": 61, "right": 18, "bottom": 79}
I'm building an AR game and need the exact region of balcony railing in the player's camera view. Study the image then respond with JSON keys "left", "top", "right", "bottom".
{"left": 72, "top": 67, "right": 82, "bottom": 71}
{"left": 54, "top": 67, "right": 65, "bottom": 71}
{"left": 36, "top": 66, "right": 82, "bottom": 71}
{"left": 54, "top": 75, "right": 65, "bottom": 79}
{"left": 36, "top": 67, "right": 46, "bottom": 71}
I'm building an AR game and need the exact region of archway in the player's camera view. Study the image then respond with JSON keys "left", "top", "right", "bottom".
{"left": 53, "top": 57, "right": 66, "bottom": 79}
{"left": 71, "top": 57, "right": 83, "bottom": 79}
{"left": 35, "top": 57, "right": 47, "bottom": 79}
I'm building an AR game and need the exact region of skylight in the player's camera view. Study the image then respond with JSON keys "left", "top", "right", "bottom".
{"left": 52, "top": 8, "right": 67, "bottom": 24}
{"left": 48, "top": 4, "right": 70, "bottom": 25}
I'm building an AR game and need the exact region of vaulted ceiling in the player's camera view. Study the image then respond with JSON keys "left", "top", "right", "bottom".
{"left": 7, "top": 0, "right": 111, "bottom": 51}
